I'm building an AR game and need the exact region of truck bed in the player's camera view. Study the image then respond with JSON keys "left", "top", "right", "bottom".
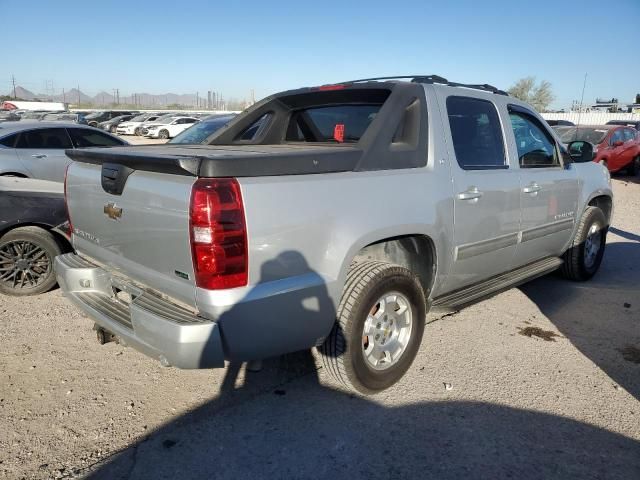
{"left": 66, "top": 144, "right": 363, "bottom": 178}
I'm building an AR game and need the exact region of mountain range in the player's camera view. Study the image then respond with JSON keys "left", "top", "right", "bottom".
{"left": 6, "top": 85, "right": 224, "bottom": 108}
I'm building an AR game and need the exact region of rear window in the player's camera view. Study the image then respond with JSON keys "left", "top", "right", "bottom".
{"left": 286, "top": 105, "right": 381, "bottom": 143}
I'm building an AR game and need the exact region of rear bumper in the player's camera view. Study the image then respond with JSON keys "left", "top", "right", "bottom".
{"left": 54, "top": 253, "right": 224, "bottom": 369}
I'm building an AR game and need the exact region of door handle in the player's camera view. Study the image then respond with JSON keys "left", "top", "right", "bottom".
{"left": 31, "top": 154, "right": 47, "bottom": 159}
{"left": 457, "top": 186, "right": 483, "bottom": 201}
{"left": 523, "top": 182, "right": 541, "bottom": 194}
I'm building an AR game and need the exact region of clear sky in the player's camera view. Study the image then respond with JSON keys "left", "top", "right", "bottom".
{"left": 2, "top": 0, "right": 639, "bottom": 108}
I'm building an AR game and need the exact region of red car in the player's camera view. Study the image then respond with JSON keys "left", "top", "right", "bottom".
{"left": 556, "top": 124, "right": 640, "bottom": 175}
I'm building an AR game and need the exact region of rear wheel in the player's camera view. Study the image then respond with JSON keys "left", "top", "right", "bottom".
{"left": 0, "top": 227, "right": 61, "bottom": 296}
{"left": 561, "top": 206, "right": 607, "bottom": 281}
{"left": 159, "top": 129, "right": 170, "bottom": 139}
{"left": 319, "top": 261, "right": 426, "bottom": 394}
{"left": 134, "top": 127, "right": 141, "bottom": 136}
{"left": 110, "top": 125, "right": 117, "bottom": 133}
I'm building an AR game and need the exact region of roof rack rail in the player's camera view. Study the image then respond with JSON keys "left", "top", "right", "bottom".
{"left": 336, "top": 75, "right": 509, "bottom": 96}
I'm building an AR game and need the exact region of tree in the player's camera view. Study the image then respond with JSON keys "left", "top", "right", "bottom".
{"left": 507, "top": 76, "right": 555, "bottom": 112}
{"left": 635, "top": 93, "right": 640, "bottom": 104}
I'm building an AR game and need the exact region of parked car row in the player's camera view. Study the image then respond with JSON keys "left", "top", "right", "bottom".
{"left": 115, "top": 112, "right": 212, "bottom": 137}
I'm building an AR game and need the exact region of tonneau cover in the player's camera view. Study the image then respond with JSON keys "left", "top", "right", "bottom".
{"left": 66, "top": 144, "right": 363, "bottom": 177}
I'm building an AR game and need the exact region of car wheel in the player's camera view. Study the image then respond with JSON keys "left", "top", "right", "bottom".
{"left": 159, "top": 129, "right": 170, "bottom": 139}
{"left": 110, "top": 125, "right": 117, "bottom": 133}
{"left": 134, "top": 127, "right": 141, "bottom": 136}
{"left": 628, "top": 156, "right": 640, "bottom": 176}
{"left": 319, "top": 261, "right": 426, "bottom": 394}
{"left": 560, "top": 206, "right": 607, "bottom": 281}
{"left": 0, "top": 226, "right": 61, "bottom": 296}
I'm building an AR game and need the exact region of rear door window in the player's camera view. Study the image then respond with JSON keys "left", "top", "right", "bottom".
{"left": 67, "top": 128, "right": 125, "bottom": 148}
{"left": 446, "top": 96, "right": 506, "bottom": 169}
{"left": 15, "top": 128, "right": 72, "bottom": 149}
{"left": 285, "top": 105, "right": 381, "bottom": 143}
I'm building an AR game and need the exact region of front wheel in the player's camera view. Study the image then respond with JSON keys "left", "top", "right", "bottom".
{"left": 0, "top": 226, "right": 61, "bottom": 296}
{"left": 110, "top": 125, "right": 117, "bottom": 133}
{"left": 561, "top": 206, "right": 607, "bottom": 281}
{"left": 134, "top": 127, "right": 141, "bottom": 136}
{"left": 628, "top": 156, "right": 640, "bottom": 176}
{"left": 158, "top": 129, "right": 170, "bottom": 139}
{"left": 319, "top": 261, "right": 426, "bottom": 394}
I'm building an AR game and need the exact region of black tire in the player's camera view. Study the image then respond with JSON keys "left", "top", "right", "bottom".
{"left": 134, "top": 127, "right": 141, "bottom": 136}
{"left": 319, "top": 261, "right": 426, "bottom": 394}
{"left": 159, "top": 129, "right": 170, "bottom": 139}
{"left": 628, "top": 156, "right": 640, "bottom": 176}
{"left": 0, "top": 226, "right": 61, "bottom": 296}
{"left": 110, "top": 125, "right": 117, "bottom": 133}
{"left": 561, "top": 207, "right": 607, "bottom": 281}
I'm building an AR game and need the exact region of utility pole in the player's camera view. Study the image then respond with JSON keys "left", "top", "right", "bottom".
{"left": 576, "top": 73, "right": 587, "bottom": 127}
{"left": 63, "top": 88, "right": 66, "bottom": 103}
{"left": 11, "top": 75, "right": 16, "bottom": 99}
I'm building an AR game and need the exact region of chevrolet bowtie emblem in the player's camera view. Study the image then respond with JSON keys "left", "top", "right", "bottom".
{"left": 104, "top": 202, "right": 123, "bottom": 220}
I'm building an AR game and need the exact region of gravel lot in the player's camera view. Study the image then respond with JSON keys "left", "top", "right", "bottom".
{"left": 1, "top": 176, "right": 639, "bottom": 480}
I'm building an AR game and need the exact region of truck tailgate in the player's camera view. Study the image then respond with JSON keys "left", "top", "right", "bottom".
{"left": 67, "top": 162, "right": 197, "bottom": 308}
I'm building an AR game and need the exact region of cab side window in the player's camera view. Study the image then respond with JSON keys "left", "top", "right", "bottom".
{"left": 508, "top": 111, "right": 559, "bottom": 168}
{"left": 446, "top": 96, "right": 506, "bottom": 169}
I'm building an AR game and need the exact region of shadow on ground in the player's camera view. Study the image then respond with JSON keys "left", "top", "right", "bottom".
{"left": 83, "top": 242, "right": 640, "bottom": 480}
{"left": 86, "top": 351, "right": 640, "bottom": 480}
{"left": 521, "top": 237, "right": 640, "bottom": 401}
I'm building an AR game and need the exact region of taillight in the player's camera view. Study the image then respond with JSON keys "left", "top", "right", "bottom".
{"left": 63, "top": 163, "right": 73, "bottom": 237}
{"left": 189, "top": 178, "right": 248, "bottom": 290}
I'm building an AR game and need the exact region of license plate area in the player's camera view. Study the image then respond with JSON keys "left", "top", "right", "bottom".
{"left": 111, "top": 278, "right": 142, "bottom": 307}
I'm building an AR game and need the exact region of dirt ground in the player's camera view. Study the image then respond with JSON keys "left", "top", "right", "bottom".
{"left": 1, "top": 177, "right": 639, "bottom": 480}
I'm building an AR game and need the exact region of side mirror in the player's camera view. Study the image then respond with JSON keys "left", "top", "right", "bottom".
{"left": 567, "top": 141, "right": 595, "bottom": 163}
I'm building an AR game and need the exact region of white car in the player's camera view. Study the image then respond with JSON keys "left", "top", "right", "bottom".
{"left": 143, "top": 117, "right": 200, "bottom": 139}
{"left": 116, "top": 114, "right": 166, "bottom": 136}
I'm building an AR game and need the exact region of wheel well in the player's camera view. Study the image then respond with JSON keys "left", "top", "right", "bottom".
{"left": 353, "top": 234, "right": 436, "bottom": 298}
{"left": 588, "top": 195, "right": 613, "bottom": 224}
{"left": 0, "top": 172, "right": 28, "bottom": 178}
{"left": 1, "top": 223, "right": 72, "bottom": 253}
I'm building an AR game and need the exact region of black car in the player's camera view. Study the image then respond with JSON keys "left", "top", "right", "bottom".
{"left": 545, "top": 119, "right": 575, "bottom": 127}
{"left": 84, "top": 110, "right": 137, "bottom": 127}
{"left": 168, "top": 114, "right": 236, "bottom": 144}
{"left": 98, "top": 114, "right": 138, "bottom": 133}
{"left": 606, "top": 120, "right": 640, "bottom": 131}
{"left": 0, "top": 177, "right": 71, "bottom": 295}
